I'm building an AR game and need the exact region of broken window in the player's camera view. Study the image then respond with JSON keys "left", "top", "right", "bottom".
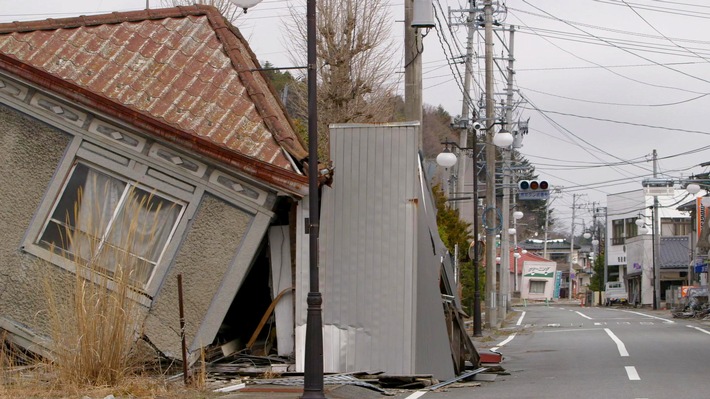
{"left": 36, "top": 162, "right": 184, "bottom": 289}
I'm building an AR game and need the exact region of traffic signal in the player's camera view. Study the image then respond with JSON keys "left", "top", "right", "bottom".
{"left": 518, "top": 180, "right": 549, "bottom": 191}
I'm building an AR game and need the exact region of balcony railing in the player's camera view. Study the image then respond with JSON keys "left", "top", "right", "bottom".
{"left": 611, "top": 237, "right": 625, "bottom": 245}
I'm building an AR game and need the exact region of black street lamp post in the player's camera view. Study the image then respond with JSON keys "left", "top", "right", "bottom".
{"left": 302, "top": 0, "right": 325, "bottom": 397}
{"left": 230, "top": 1, "right": 322, "bottom": 396}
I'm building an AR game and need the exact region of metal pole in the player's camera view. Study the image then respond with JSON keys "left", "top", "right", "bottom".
{"left": 472, "top": 132, "right": 482, "bottom": 337}
{"left": 456, "top": 0, "right": 476, "bottom": 207}
{"left": 302, "top": 0, "right": 325, "bottom": 396}
{"left": 543, "top": 200, "right": 550, "bottom": 259}
{"left": 483, "top": 0, "right": 497, "bottom": 329}
{"left": 569, "top": 194, "right": 577, "bottom": 300}
{"left": 499, "top": 26, "right": 515, "bottom": 317}
{"left": 602, "top": 207, "right": 608, "bottom": 298}
{"left": 513, "top": 197, "right": 519, "bottom": 292}
{"left": 652, "top": 150, "right": 661, "bottom": 310}
{"left": 499, "top": 149, "right": 510, "bottom": 320}
{"left": 652, "top": 203, "right": 659, "bottom": 310}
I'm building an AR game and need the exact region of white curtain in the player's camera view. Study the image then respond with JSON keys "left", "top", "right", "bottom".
{"left": 71, "top": 167, "right": 181, "bottom": 286}
{"left": 73, "top": 167, "right": 125, "bottom": 269}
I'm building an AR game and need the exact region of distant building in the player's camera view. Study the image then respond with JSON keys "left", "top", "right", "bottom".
{"left": 607, "top": 189, "right": 692, "bottom": 307}
{"left": 519, "top": 238, "right": 585, "bottom": 298}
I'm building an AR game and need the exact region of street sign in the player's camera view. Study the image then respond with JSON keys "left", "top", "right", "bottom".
{"left": 519, "top": 190, "right": 550, "bottom": 200}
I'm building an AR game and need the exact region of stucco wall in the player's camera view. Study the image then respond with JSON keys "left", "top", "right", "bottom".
{"left": 142, "top": 193, "right": 251, "bottom": 358}
{"left": 0, "top": 105, "right": 72, "bottom": 338}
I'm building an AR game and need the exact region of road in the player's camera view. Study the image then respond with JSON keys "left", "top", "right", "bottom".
{"left": 401, "top": 304, "right": 710, "bottom": 399}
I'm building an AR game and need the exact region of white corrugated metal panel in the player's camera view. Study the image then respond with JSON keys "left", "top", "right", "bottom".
{"left": 315, "top": 123, "right": 454, "bottom": 379}
{"left": 413, "top": 158, "right": 457, "bottom": 379}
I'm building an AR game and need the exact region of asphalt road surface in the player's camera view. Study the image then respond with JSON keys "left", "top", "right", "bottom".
{"left": 400, "top": 304, "right": 710, "bottom": 399}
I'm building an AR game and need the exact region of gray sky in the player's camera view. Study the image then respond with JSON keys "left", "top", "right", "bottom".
{"left": 1, "top": 0, "right": 708, "bottom": 232}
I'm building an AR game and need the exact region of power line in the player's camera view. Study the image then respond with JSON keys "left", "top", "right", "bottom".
{"left": 521, "top": 0, "right": 710, "bottom": 87}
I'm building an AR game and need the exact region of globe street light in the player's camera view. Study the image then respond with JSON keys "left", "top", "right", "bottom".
{"left": 492, "top": 128, "right": 514, "bottom": 147}
{"left": 686, "top": 183, "right": 701, "bottom": 194}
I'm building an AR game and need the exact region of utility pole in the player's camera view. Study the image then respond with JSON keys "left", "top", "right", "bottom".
{"left": 498, "top": 25, "right": 515, "bottom": 320}
{"left": 404, "top": 0, "right": 423, "bottom": 148}
{"left": 652, "top": 149, "right": 661, "bottom": 309}
{"left": 456, "top": 0, "right": 477, "bottom": 207}
{"left": 568, "top": 194, "right": 579, "bottom": 300}
{"left": 483, "top": 0, "right": 497, "bottom": 328}
{"left": 600, "top": 206, "right": 608, "bottom": 299}
{"left": 543, "top": 199, "right": 550, "bottom": 259}
{"left": 592, "top": 202, "right": 602, "bottom": 305}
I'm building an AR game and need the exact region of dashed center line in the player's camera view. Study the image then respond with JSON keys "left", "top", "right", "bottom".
{"left": 404, "top": 390, "right": 427, "bottom": 399}
{"left": 605, "top": 328, "right": 629, "bottom": 357}
{"left": 625, "top": 366, "right": 640, "bottom": 380}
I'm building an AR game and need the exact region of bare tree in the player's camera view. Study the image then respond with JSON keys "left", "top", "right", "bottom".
{"left": 286, "top": 0, "right": 400, "bottom": 157}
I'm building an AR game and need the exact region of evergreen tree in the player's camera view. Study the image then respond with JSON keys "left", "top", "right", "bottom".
{"left": 588, "top": 250, "right": 605, "bottom": 292}
{"left": 432, "top": 184, "right": 484, "bottom": 315}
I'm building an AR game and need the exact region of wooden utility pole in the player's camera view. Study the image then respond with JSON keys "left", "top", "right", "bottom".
{"left": 483, "top": 0, "right": 497, "bottom": 328}
{"left": 404, "top": 0, "right": 423, "bottom": 148}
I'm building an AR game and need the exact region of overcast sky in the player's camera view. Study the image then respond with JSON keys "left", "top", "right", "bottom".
{"left": 1, "top": 0, "right": 708, "bottom": 233}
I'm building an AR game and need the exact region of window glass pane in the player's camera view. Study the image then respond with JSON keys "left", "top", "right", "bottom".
{"left": 38, "top": 162, "right": 182, "bottom": 289}
{"left": 106, "top": 187, "right": 182, "bottom": 285}
{"left": 530, "top": 281, "right": 546, "bottom": 294}
{"left": 39, "top": 163, "right": 126, "bottom": 258}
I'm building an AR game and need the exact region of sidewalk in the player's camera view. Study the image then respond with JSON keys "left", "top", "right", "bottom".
{"left": 216, "top": 384, "right": 401, "bottom": 399}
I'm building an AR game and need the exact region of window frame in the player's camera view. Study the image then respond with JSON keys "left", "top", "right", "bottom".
{"left": 612, "top": 219, "right": 625, "bottom": 245}
{"left": 23, "top": 137, "right": 199, "bottom": 298}
{"left": 529, "top": 280, "right": 546, "bottom": 294}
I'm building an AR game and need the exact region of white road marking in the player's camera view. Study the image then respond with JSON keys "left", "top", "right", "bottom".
{"left": 547, "top": 323, "right": 561, "bottom": 327}
{"left": 541, "top": 328, "right": 599, "bottom": 333}
{"left": 575, "top": 311, "right": 592, "bottom": 320}
{"left": 491, "top": 333, "right": 518, "bottom": 352}
{"left": 496, "top": 333, "right": 517, "bottom": 347}
{"left": 594, "top": 322, "right": 607, "bottom": 326}
{"left": 619, "top": 309, "right": 675, "bottom": 323}
{"left": 625, "top": 366, "right": 640, "bottom": 380}
{"left": 605, "top": 328, "right": 629, "bottom": 357}
{"left": 687, "top": 325, "right": 710, "bottom": 336}
{"left": 516, "top": 311, "right": 526, "bottom": 326}
{"left": 405, "top": 391, "right": 428, "bottom": 399}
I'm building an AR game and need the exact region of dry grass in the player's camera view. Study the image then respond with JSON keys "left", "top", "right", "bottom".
{"left": 1, "top": 182, "right": 218, "bottom": 398}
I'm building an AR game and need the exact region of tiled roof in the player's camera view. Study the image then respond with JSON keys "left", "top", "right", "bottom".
{"left": 0, "top": 5, "right": 308, "bottom": 195}
{"left": 659, "top": 236, "right": 690, "bottom": 269}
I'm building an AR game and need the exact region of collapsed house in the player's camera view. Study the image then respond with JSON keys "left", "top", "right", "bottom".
{"left": 0, "top": 5, "right": 476, "bottom": 380}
